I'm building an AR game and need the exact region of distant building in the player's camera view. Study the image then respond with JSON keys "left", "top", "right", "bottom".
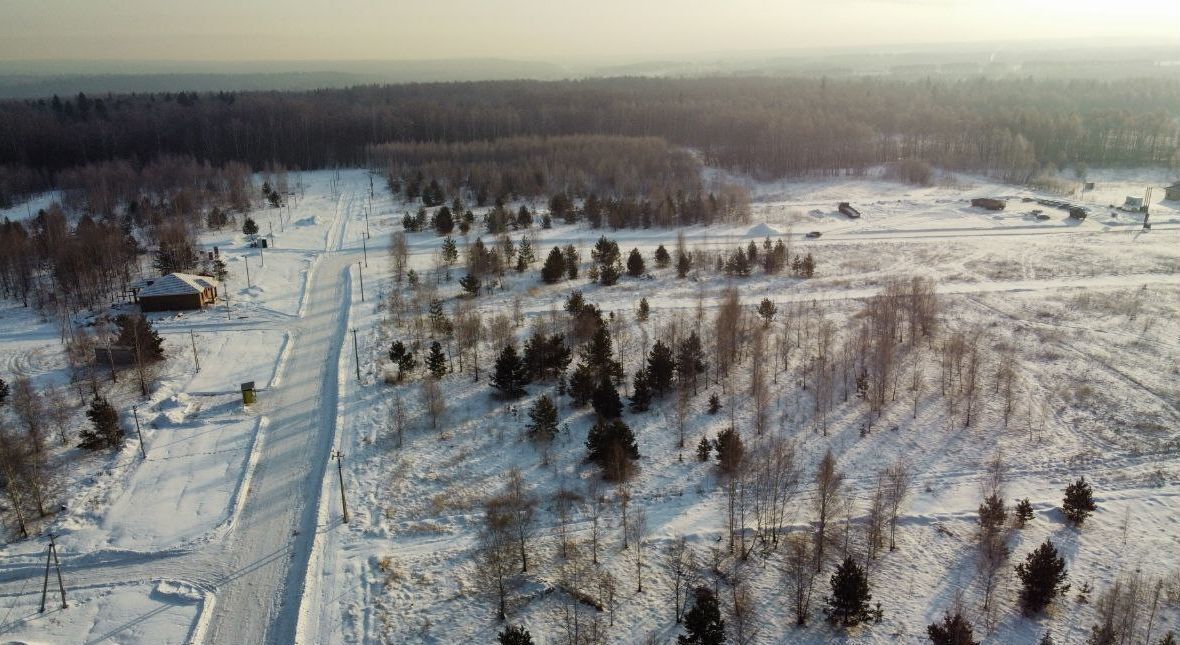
{"left": 132, "top": 273, "right": 220, "bottom": 312}
{"left": 1123, "top": 196, "right": 1145, "bottom": 211}
{"left": 971, "top": 198, "right": 1006, "bottom": 211}
{"left": 1165, "top": 182, "right": 1180, "bottom": 202}
{"left": 837, "top": 202, "right": 861, "bottom": 218}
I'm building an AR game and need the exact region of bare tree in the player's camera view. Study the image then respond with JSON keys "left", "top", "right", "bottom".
{"left": 629, "top": 505, "right": 648, "bottom": 592}
{"left": 812, "top": 449, "right": 844, "bottom": 572}
{"left": 586, "top": 477, "right": 603, "bottom": 564}
{"left": 497, "top": 467, "right": 537, "bottom": 573}
{"left": 43, "top": 385, "right": 73, "bottom": 445}
{"left": 884, "top": 459, "right": 913, "bottom": 551}
{"left": 664, "top": 535, "right": 697, "bottom": 624}
{"left": 389, "top": 231, "right": 408, "bottom": 283}
{"left": 749, "top": 436, "right": 800, "bottom": 547}
{"left": 865, "top": 472, "right": 888, "bottom": 561}
{"left": 783, "top": 532, "right": 816, "bottom": 625}
{"left": 421, "top": 378, "right": 445, "bottom": 433}
{"left": 714, "top": 288, "right": 741, "bottom": 380}
{"left": 389, "top": 393, "right": 407, "bottom": 448}
{"left": 476, "top": 499, "right": 519, "bottom": 620}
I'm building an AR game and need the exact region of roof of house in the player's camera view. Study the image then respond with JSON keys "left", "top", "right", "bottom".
{"left": 1167, "top": 181, "right": 1180, "bottom": 189}
{"left": 137, "top": 273, "right": 220, "bottom": 298}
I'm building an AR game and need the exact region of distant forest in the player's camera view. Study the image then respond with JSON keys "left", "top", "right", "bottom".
{"left": 2, "top": 76, "right": 1179, "bottom": 206}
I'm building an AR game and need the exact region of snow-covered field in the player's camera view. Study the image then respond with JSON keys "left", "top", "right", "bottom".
{"left": 1, "top": 166, "right": 1177, "bottom": 643}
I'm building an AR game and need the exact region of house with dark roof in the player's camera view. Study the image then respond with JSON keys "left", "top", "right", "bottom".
{"left": 1165, "top": 181, "right": 1180, "bottom": 202}
{"left": 131, "top": 273, "right": 220, "bottom": 312}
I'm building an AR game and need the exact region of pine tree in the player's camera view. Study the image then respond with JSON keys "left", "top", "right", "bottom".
{"left": 1015, "top": 498, "right": 1034, "bottom": 527}
{"left": 713, "top": 427, "right": 744, "bottom": 474}
{"left": 626, "top": 248, "right": 646, "bottom": 277}
{"left": 676, "top": 252, "right": 692, "bottom": 279}
{"left": 498, "top": 625, "right": 534, "bottom": 645}
{"left": 825, "top": 557, "right": 876, "bottom": 626}
{"left": 1062, "top": 477, "right": 1097, "bottom": 526}
{"left": 678, "top": 586, "right": 726, "bottom": 644}
{"left": 585, "top": 419, "right": 639, "bottom": 480}
{"left": 389, "top": 341, "right": 416, "bottom": 380}
{"left": 491, "top": 345, "right": 529, "bottom": 398}
{"left": 1159, "top": 632, "right": 1177, "bottom": 645}
{"left": 630, "top": 369, "right": 652, "bottom": 412}
{"left": 562, "top": 244, "right": 579, "bottom": 279}
{"left": 978, "top": 493, "right": 1007, "bottom": 533}
{"left": 541, "top": 247, "right": 566, "bottom": 283}
{"left": 426, "top": 341, "right": 447, "bottom": 379}
{"left": 460, "top": 273, "right": 481, "bottom": 296}
{"left": 516, "top": 205, "right": 533, "bottom": 228}
{"left": 243, "top": 217, "right": 259, "bottom": 236}
{"left": 527, "top": 395, "right": 559, "bottom": 442}
{"left": 441, "top": 236, "right": 458, "bottom": 265}
{"left": 541, "top": 213, "right": 552, "bottom": 229}
{"left": 696, "top": 436, "right": 711, "bottom": 462}
{"left": 707, "top": 394, "right": 721, "bottom": 415}
{"left": 0, "top": 378, "right": 9, "bottom": 407}
{"left": 757, "top": 298, "right": 777, "bottom": 326}
{"left": 646, "top": 340, "right": 676, "bottom": 396}
{"left": 517, "top": 237, "right": 535, "bottom": 267}
{"left": 1015, "top": 539, "right": 1070, "bottom": 614}
{"left": 568, "top": 364, "right": 596, "bottom": 407}
{"left": 636, "top": 297, "right": 650, "bottom": 322}
{"left": 927, "top": 611, "right": 979, "bottom": 645}
{"left": 434, "top": 206, "right": 455, "bottom": 235}
{"left": 591, "top": 236, "right": 621, "bottom": 286}
{"left": 522, "top": 332, "right": 571, "bottom": 381}
{"left": 654, "top": 244, "right": 671, "bottom": 268}
{"left": 591, "top": 376, "right": 623, "bottom": 420}
{"left": 80, "top": 397, "right": 122, "bottom": 450}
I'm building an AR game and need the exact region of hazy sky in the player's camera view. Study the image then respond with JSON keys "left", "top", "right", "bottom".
{"left": 1, "top": 0, "right": 1176, "bottom": 62}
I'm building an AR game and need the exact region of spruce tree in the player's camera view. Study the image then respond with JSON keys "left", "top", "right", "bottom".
{"left": 1062, "top": 477, "right": 1097, "bottom": 526}
{"left": 426, "top": 341, "right": 447, "bottom": 379}
{"left": 518, "top": 237, "right": 535, "bottom": 267}
{"left": 591, "top": 236, "right": 621, "bottom": 286}
{"left": 646, "top": 340, "right": 676, "bottom": 396}
{"left": 927, "top": 611, "right": 979, "bottom": 645}
{"left": 0, "top": 378, "right": 8, "bottom": 407}
{"left": 654, "top": 244, "right": 671, "bottom": 268}
{"left": 243, "top": 217, "right": 259, "bottom": 236}
{"left": 636, "top": 297, "right": 650, "bottom": 322}
{"left": 626, "top": 248, "right": 646, "bottom": 277}
{"left": 1015, "top": 539, "right": 1070, "bottom": 614}
{"left": 527, "top": 395, "right": 559, "bottom": 442}
{"left": 541, "top": 247, "right": 566, "bottom": 283}
{"left": 1015, "top": 498, "right": 1034, "bottom": 527}
{"left": 678, "top": 587, "right": 725, "bottom": 644}
{"left": 562, "top": 245, "right": 579, "bottom": 279}
{"left": 676, "top": 252, "right": 692, "bottom": 279}
{"left": 630, "top": 369, "right": 652, "bottom": 412}
{"left": 825, "top": 557, "right": 875, "bottom": 626}
{"left": 491, "top": 345, "right": 529, "bottom": 398}
{"left": 498, "top": 624, "right": 534, "bottom": 645}
{"left": 81, "top": 397, "right": 122, "bottom": 450}
{"left": 116, "top": 314, "right": 164, "bottom": 361}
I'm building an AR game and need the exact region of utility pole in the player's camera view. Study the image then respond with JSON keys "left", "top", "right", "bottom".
{"left": 364, "top": 194, "right": 372, "bottom": 240}
{"left": 132, "top": 406, "right": 146, "bottom": 459}
{"left": 351, "top": 328, "right": 361, "bottom": 382}
{"left": 361, "top": 233, "right": 368, "bottom": 268}
{"left": 357, "top": 262, "right": 365, "bottom": 302}
{"left": 244, "top": 255, "right": 252, "bottom": 288}
{"left": 332, "top": 450, "right": 349, "bottom": 523}
{"left": 39, "top": 533, "right": 67, "bottom": 612}
{"left": 189, "top": 329, "right": 200, "bottom": 372}
{"left": 260, "top": 247, "right": 265, "bottom": 268}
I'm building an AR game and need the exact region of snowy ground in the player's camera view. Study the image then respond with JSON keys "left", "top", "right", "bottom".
{"left": 0, "top": 165, "right": 1177, "bottom": 643}
{"left": 307, "top": 168, "right": 1180, "bottom": 643}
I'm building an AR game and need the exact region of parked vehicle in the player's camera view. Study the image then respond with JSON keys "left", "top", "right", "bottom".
{"left": 805, "top": 231, "right": 822, "bottom": 239}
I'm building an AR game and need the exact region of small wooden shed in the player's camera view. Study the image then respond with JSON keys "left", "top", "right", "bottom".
{"left": 1164, "top": 182, "right": 1180, "bottom": 202}
{"left": 971, "top": 198, "right": 1006, "bottom": 211}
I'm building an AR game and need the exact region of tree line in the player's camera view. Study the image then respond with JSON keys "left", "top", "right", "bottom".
{"left": 2, "top": 76, "right": 1177, "bottom": 203}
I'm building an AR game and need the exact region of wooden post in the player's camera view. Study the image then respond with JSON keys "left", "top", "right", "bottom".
{"left": 132, "top": 406, "right": 146, "bottom": 459}
{"left": 189, "top": 329, "right": 200, "bottom": 372}
{"left": 357, "top": 262, "right": 365, "bottom": 302}
{"left": 333, "top": 450, "right": 349, "bottom": 523}
{"left": 352, "top": 328, "right": 361, "bottom": 382}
